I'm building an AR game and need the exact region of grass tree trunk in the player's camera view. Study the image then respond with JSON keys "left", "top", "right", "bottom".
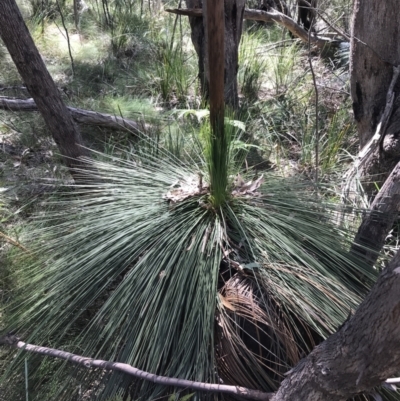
{"left": 204, "top": 0, "right": 227, "bottom": 207}
{"left": 350, "top": 0, "right": 400, "bottom": 190}
{"left": 186, "top": 0, "right": 245, "bottom": 109}
{"left": 0, "top": 0, "right": 89, "bottom": 182}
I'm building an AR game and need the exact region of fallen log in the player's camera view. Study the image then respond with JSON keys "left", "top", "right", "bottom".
{"left": 0, "top": 96, "right": 151, "bottom": 134}
{"left": 166, "top": 7, "right": 339, "bottom": 49}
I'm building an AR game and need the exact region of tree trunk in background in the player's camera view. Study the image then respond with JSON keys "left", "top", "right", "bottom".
{"left": 348, "top": 1, "right": 400, "bottom": 265}
{"left": 0, "top": 0, "right": 89, "bottom": 182}
{"left": 185, "top": 0, "right": 245, "bottom": 109}
{"left": 185, "top": 0, "right": 208, "bottom": 100}
{"left": 350, "top": 0, "right": 400, "bottom": 190}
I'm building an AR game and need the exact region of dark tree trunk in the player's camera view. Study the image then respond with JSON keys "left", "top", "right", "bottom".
{"left": 223, "top": 0, "right": 245, "bottom": 109}
{"left": 0, "top": 0, "right": 89, "bottom": 181}
{"left": 297, "top": 0, "right": 317, "bottom": 32}
{"left": 185, "top": 0, "right": 245, "bottom": 109}
{"left": 185, "top": 0, "right": 208, "bottom": 100}
{"left": 350, "top": 0, "right": 400, "bottom": 191}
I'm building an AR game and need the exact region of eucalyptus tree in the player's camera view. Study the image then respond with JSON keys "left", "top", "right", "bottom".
{"left": 348, "top": 1, "right": 400, "bottom": 267}
{"left": 349, "top": 0, "right": 400, "bottom": 191}
{"left": 0, "top": 0, "right": 89, "bottom": 182}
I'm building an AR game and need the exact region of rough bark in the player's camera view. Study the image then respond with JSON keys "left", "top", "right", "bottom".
{"left": 0, "top": 0, "right": 89, "bottom": 181}
{"left": 185, "top": 0, "right": 208, "bottom": 99}
{"left": 350, "top": 0, "right": 400, "bottom": 189}
{"left": 204, "top": 0, "right": 224, "bottom": 132}
{"left": 185, "top": 0, "right": 245, "bottom": 109}
{"left": 0, "top": 97, "right": 150, "bottom": 134}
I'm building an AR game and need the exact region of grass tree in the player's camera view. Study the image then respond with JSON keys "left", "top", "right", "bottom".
{"left": 0, "top": 2, "right": 380, "bottom": 401}
{"left": 1, "top": 124, "right": 379, "bottom": 400}
{"left": 1, "top": 128, "right": 376, "bottom": 399}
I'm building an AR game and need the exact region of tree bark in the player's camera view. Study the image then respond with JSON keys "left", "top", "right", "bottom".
{"left": 350, "top": 0, "right": 400, "bottom": 190}
{"left": 0, "top": 0, "right": 89, "bottom": 181}
{"left": 185, "top": 0, "right": 245, "bottom": 109}
{"left": 0, "top": 97, "right": 150, "bottom": 134}
{"left": 185, "top": 0, "right": 208, "bottom": 101}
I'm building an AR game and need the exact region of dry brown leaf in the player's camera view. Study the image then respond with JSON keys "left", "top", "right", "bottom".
{"left": 218, "top": 293, "right": 236, "bottom": 311}
{"left": 232, "top": 174, "right": 264, "bottom": 197}
{"left": 163, "top": 174, "right": 209, "bottom": 203}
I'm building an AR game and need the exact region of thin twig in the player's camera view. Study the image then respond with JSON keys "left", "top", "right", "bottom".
{"left": 307, "top": 17, "right": 319, "bottom": 190}
{"left": 0, "top": 336, "right": 272, "bottom": 401}
{"left": 55, "top": 0, "right": 75, "bottom": 77}
{"left": 0, "top": 231, "right": 30, "bottom": 253}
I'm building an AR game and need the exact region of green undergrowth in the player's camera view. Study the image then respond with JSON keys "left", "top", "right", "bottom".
{"left": 0, "top": 133, "right": 379, "bottom": 400}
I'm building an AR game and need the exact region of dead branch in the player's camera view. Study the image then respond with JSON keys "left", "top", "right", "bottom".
{"left": 166, "top": 7, "right": 338, "bottom": 49}
{"left": 0, "top": 97, "right": 151, "bottom": 134}
{"left": 0, "top": 336, "right": 272, "bottom": 401}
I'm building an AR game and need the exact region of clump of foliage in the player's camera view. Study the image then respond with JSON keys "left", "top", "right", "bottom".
{"left": 1, "top": 120, "right": 377, "bottom": 400}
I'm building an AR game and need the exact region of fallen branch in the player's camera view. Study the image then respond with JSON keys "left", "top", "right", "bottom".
{"left": 0, "top": 97, "right": 151, "bottom": 134}
{"left": 0, "top": 335, "right": 272, "bottom": 401}
{"left": 166, "top": 7, "right": 338, "bottom": 49}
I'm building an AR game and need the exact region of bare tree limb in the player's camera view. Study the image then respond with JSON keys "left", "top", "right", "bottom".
{"left": 0, "top": 336, "right": 272, "bottom": 401}
{"left": 166, "top": 7, "right": 338, "bottom": 49}
{"left": 349, "top": 158, "right": 400, "bottom": 268}
{"left": 0, "top": 97, "right": 151, "bottom": 134}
